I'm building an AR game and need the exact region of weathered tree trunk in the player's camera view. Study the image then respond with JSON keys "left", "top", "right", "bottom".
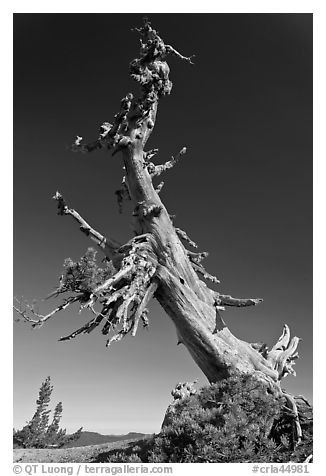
{"left": 120, "top": 135, "right": 279, "bottom": 385}
{"left": 14, "top": 18, "right": 302, "bottom": 442}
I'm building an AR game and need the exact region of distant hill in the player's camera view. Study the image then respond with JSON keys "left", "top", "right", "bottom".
{"left": 63, "top": 431, "right": 147, "bottom": 448}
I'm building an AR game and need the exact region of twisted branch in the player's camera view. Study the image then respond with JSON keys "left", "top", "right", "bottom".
{"left": 267, "top": 324, "right": 300, "bottom": 379}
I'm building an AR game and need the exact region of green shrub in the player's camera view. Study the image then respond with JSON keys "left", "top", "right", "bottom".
{"left": 105, "top": 373, "right": 312, "bottom": 463}
{"left": 61, "top": 248, "right": 115, "bottom": 296}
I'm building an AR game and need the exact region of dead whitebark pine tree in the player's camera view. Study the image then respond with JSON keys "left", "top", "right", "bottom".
{"left": 14, "top": 18, "right": 303, "bottom": 444}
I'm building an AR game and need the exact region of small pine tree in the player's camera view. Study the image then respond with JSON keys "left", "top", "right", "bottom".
{"left": 14, "top": 377, "right": 52, "bottom": 448}
{"left": 45, "top": 402, "right": 63, "bottom": 446}
{"left": 13, "top": 377, "right": 83, "bottom": 448}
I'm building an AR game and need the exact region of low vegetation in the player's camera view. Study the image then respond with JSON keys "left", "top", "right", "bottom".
{"left": 13, "top": 438, "right": 144, "bottom": 464}
{"left": 13, "top": 373, "right": 312, "bottom": 463}
{"left": 104, "top": 374, "right": 313, "bottom": 463}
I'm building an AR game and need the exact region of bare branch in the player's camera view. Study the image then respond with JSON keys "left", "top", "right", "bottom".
{"left": 70, "top": 19, "right": 194, "bottom": 158}
{"left": 131, "top": 281, "right": 158, "bottom": 336}
{"left": 101, "top": 297, "right": 124, "bottom": 335}
{"left": 59, "top": 305, "right": 110, "bottom": 341}
{"left": 14, "top": 296, "right": 80, "bottom": 327}
{"left": 155, "top": 181, "right": 164, "bottom": 194}
{"left": 115, "top": 176, "right": 131, "bottom": 214}
{"left": 79, "top": 264, "right": 134, "bottom": 313}
{"left": 267, "top": 325, "right": 301, "bottom": 379}
{"left": 147, "top": 147, "right": 187, "bottom": 177}
{"left": 56, "top": 232, "right": 158, "bottom": 345}
{"left": 53, "top": 191, "right": 121, "bottom": 262}
{"left": 109, "top": 93, "right": 134, "bottom": 137}
{"left": 141, "top": 308, "right": 149, "bottom": 328}
{"left": 212, "top": 306, "right": 226, "bottom": 334}
{"left": 117, "top": 233, "right": 153, "bottom": 254}
{"left": 127, "top": 18, "right": 193, "bottom": 147}
{"left": 58, "top": 262, "right": 141, "bottom": 342}
{"left": 70, "top": 93, "right": 134, "bottom": 155}
{"left": 250, "top": 342, "right": 269, "bottom": 358}
{"left": 217, "top": 294, "right": 263, "bottom": 307}
{"left": 106, "top": 321, "right": 134, "bottom": 347}
{"left": 144, "top": 148, "right": 159, "bottom": 163}
{"left": 165, "top": 44, "right": 195, "bottom": 64}
{"left": 270, "top": 324, "right": 291, "bottom": 352}
{"left": 43, "top": 274, "right": 66, "bottom": 300}
{"left": 91, "top": 261, "right": 133, "bottom": 296}
{"left": 175, "top": 227, "right": 198, "bottom": 249}
{"left": 187, "top": 250, "right": 209, "bottom": 264}
{"left": 191, "top": 262, "right": 220, "bottom": 284}
{"left": 121, "top": 295, "right": 135, "bottom": 333}
{"left": 71, "top": 135, "right": 103, "bottom": 154}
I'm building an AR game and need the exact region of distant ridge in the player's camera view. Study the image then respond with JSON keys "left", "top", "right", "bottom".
{"left": 63, "top": 431, "right": 147, "bottom": 448}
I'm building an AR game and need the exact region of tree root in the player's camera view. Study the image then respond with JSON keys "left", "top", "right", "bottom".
{"left": 281, "top": 391, "right": 303, "bottom": 446}
{"left": 255, "top": 324, "right": 304, "bottom": 446}
{"left": 267, "top": 324, "right": 300, "bottom": 379}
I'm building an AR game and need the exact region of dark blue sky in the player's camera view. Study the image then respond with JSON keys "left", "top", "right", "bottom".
{"left": 14, "top": 13, "right": 312, "bottom": 434}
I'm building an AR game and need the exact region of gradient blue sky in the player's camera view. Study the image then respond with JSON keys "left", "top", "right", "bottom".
{"left": 13, "top": 13, "right": 312, "bottom": 434}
